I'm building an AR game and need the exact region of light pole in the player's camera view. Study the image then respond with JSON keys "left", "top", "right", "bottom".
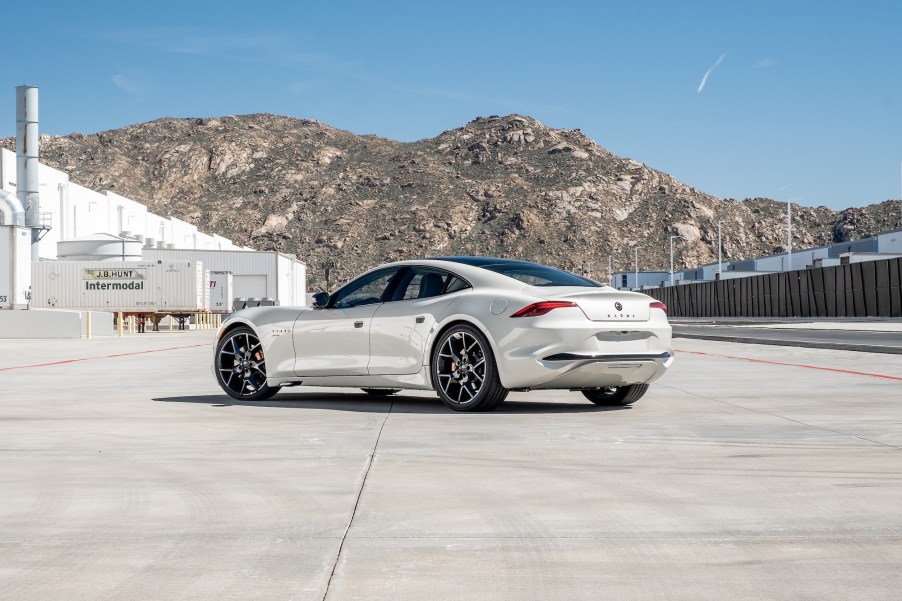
{"left": 670, "top": 235, "right": 683, "bottom": 286}
{"left": 786, "top": 200, "right": 792, "bottom": 271}
{"left": 318, "top": 258, "right": 336, "bottom": 291}
{"left": 634, "top": 246, "right": 639, "bottom": 290}
{"left": 717, "top": 220, "right": 723, "bottom": 276}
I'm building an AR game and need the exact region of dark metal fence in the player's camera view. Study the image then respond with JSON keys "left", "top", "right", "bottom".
{"left": 646, "top": 257, "right": 902, "bottom": 318}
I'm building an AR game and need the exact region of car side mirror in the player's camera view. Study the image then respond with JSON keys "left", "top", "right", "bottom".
{"left": 312, "top": 291, "right": 330, "bottom": 309}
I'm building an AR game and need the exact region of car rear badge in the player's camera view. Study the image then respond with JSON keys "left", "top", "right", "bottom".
{"left": 614, "top": 302, "right": 623, "bottom": 311}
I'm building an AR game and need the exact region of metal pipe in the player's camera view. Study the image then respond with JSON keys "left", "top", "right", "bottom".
{"left": 57, "top": 183, "right": 68, "bottom": 240}
{"left": 0, "top": 189, "right": 26, "bottom": 226}
{"left": 16, "top": 85, "right": 40, "bottom": 260}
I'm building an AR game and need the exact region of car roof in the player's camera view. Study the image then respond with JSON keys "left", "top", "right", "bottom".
{"left": 366, "top": 257, "right": 528, "bottom": 290}
{"left": 379, "top": 256, "right": 602, "bottom": 291}
{"left": 428, "top": 256, "right": 546, "bottom": 269}
{"left": 337, "top": 257, "right": 611, "bottom": 298}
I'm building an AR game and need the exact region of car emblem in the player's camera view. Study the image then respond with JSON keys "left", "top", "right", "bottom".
{"left": 614, "top": 302, "right": 623, "bottom": 311}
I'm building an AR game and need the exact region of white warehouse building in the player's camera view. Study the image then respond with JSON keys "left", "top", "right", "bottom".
{"left": 0, "top": 146, "right": 307, "bottom": 309}
{"left": 0, "top": 148, "right": 244, "bottom": 258}
{"left": 0, "top": 86, "right": 306, "bottom": 337}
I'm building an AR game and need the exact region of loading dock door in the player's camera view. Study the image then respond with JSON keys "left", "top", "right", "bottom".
{"left": 234, "top": 275, "right": 267, "bottom": 299}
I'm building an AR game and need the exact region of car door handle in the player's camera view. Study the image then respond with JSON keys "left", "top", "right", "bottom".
{"left": 415, "top": 316, "right": 425, "bottom": 323}
{"left": 354, "top": 320, "right": 364, "bottom": 328}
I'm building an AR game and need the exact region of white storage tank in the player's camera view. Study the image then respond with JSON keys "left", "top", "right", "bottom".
{"left": 57, "top": 233, "right": 143, "bottom": 262}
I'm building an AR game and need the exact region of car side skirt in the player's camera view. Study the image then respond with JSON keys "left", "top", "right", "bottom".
{"left": 267, "top": 366, "right": 434, "bottom": 391}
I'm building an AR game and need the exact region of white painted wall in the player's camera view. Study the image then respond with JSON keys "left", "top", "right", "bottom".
{"left": 0, "top": 148, "right": 245, "bottom": 259}
{"left": 0, "top": 148, "right": 16, "bottom": 192}
{"left": 0, "top": 308, "right": 82, "bottom": 338}
{"left": 877, "top": 230, "right": 902, "bottom": 253}
{"left": 0, "top": 226, "right": 32, "bottom": 308}
{"left": 104, "top": 191, "right": 148, "bottom": 239}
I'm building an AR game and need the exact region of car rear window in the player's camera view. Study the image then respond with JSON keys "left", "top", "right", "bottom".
{"left": 478, "top": 263, "right": 600, "bottom": 287}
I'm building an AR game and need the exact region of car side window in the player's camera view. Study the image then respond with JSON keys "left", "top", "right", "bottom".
{"left": 445, "top": 276, "right": 469, "bottom": 293}
{"left": 332, "top": 268, "right": 399, "bottom": 308}
{"left": 398, "top": 268, "right": 470, "bottom": 300}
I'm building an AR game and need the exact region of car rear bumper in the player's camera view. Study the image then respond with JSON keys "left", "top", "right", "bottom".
{"left": 493, "top": 313, "right": 673, "bottom": 389}
{"left": 527, "top": 351, "right": 671, "bottom": 389}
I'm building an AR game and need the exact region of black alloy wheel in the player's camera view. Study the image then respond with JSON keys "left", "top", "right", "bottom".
{"left": 215, "top": 326, "right": 279, "bottom": 401}
{"left": 431, "top": 324, "right": 508, "bottom": 412}
{"left": 581, "top": 383, "right": 649, "bottom": 406}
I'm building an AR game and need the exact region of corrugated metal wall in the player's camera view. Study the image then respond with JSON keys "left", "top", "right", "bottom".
{"left": 647, "top": 257, "right": 902, "bottom": 318}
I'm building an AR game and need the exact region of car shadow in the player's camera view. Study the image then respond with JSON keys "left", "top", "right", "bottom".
{"left": 152, "top": 391, "right": 628, "bottom": 414}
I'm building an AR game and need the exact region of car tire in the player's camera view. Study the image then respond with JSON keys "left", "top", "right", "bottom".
{"left": 361, "top": 388, "right": 401, "bottom": 396}
{"left": 581, "top": 384, "right": 648, "bottom": 406}
{"left": 431, "top": 323, "right": 508, "bottom": 412}
{"left": 215, "top": 326, "right": 279, "bottom": 401}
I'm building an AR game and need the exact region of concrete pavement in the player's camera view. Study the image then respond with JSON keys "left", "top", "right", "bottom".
{"left": 1, "top": 331, "right": 900, "bottom": 600}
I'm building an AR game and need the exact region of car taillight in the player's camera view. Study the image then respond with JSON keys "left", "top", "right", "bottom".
{"left": 650, "top": 301, "right": 667, "bottom": 315}
{"left": 511, "top": 301, "right": 578, "bottom": 318}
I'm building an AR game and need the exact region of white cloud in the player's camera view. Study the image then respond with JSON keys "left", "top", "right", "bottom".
{"left": 104, "top": 28, "right": 333, "bottom": 69}
{"left": 104, "top": 27, "right": 513, "bottom": 108}
{"left": 754, "top": 58, "right": 777, "bottom": 68}
{"left": 697, "top": 53, "right": 727, "bottom": 93}
{"left": 111, "top": 71, "right": 151, "bottom": 97}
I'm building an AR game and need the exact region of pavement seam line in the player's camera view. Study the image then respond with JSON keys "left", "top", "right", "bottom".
{"left": 0, "top": 344, "right": 209, "bottom": 372}
{"left": 660, "top": 383, "right": 902, "bottom": 451}
{"left": 675, "top": 348, "right": 902, "bottom": 381}
{"left": 321, "top": 399, "right": 394, "bottom": 601}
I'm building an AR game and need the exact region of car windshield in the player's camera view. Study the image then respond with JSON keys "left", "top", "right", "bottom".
{"left": 478, "top": 262, "right": 599, "bottom": 287}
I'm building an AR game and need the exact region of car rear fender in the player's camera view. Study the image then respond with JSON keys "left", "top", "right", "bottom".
{"left": 424, "top": 291, "right": 545, "bottom": 389}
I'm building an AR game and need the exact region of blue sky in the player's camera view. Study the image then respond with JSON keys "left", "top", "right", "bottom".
{"left": 2, "top": 0, "right": 900, "bottom": 210}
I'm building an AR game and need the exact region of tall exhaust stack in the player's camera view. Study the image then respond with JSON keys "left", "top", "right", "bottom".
{"left": 16, "top": 85, "right": 40, "bottom": 261}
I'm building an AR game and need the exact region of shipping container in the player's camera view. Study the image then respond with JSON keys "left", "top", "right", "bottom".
{"left": 143, "top": 248, "right": 307, "bottom": 307}
{"left": 208, "top": 271, "right": 233, "bottom": 313}
{"left": 31, "top": 260, "right": 206, "bottom": 313}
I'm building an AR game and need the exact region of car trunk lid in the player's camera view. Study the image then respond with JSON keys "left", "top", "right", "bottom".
{"left": 541, "top": 288, "right": 652, "bottom": 321}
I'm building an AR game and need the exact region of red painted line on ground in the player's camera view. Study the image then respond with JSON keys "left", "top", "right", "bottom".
{"left": 0, "top": 344, "right": 208, "bottom": 372}
{"left": 675, "top": 348, "right": 902, "bottom": 381}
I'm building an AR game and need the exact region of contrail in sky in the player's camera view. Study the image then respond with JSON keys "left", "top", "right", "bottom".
{"left": 697, "top": 53, "right": 727, "bottom": 93}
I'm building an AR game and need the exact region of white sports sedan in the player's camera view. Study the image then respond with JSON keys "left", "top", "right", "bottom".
{"left": 213, "top": 257, "right": 673, "bottom": 411}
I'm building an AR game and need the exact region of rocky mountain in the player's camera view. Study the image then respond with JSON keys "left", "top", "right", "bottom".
{"left": 4, "top": 114, "right": 899, "bottom": 289}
